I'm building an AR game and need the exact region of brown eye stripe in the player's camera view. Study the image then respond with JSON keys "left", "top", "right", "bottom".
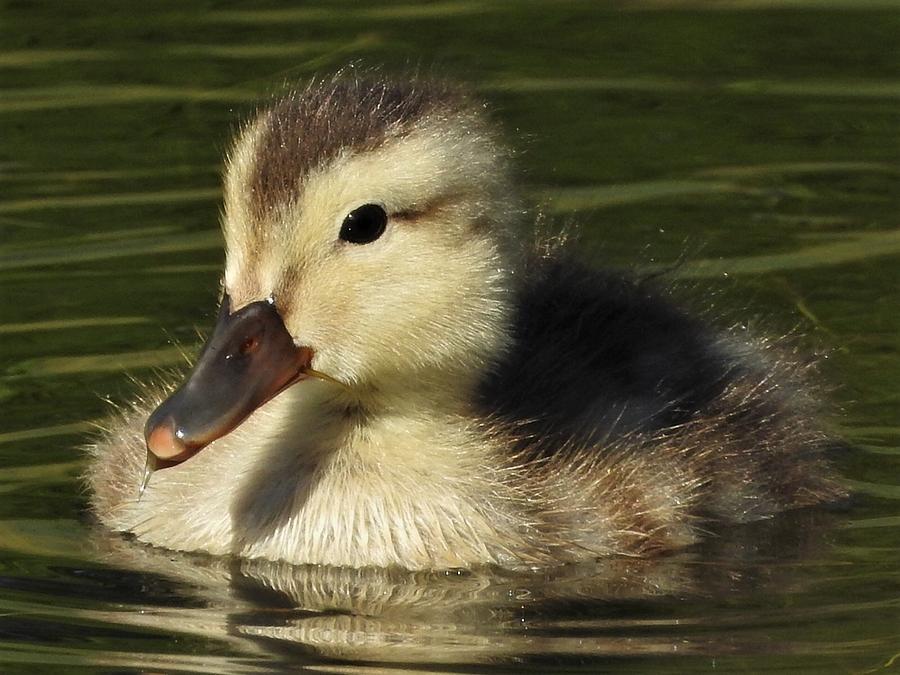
{"left": 391, "top": 208, "right": 426, "bottom": 222}
{"left": 390, "top": 194, "right": 460, "bottom": 223}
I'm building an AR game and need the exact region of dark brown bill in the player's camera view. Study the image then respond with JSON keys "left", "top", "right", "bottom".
{"left": 144, "top": 294, "right": 312, "bottom": 466}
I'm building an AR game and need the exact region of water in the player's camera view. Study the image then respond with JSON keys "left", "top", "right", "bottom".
{"left": 1, "top": 1, "right": 898, "bottom": 672}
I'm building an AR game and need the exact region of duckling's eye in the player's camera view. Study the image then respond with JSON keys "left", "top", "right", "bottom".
{"left": 339, "top": 204, "right": 387, "bottom": 244}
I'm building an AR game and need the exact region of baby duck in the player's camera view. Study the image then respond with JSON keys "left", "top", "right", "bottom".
{"left": 87, "top": 74, "right": 844, "bottom": 570}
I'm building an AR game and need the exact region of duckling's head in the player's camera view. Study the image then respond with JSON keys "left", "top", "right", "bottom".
{"left": 145, "top": 75, "right": 523, "bottom": 464}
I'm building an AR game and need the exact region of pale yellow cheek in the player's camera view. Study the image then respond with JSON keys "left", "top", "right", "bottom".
{"left": 282, "top": 236, "right": 506, "bottom": 385}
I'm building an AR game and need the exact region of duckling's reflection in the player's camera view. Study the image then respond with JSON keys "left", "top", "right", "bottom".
{"left": 88, "top": 508, "right": 840, "bottom": 669}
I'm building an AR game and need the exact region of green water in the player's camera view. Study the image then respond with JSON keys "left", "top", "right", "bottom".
{"left": 1, "top": 1, "right": 898, "bottom": 672}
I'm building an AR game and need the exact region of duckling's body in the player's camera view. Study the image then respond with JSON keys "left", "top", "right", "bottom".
{"left": 87, "top": 74, "right": 843, "bottom": 570}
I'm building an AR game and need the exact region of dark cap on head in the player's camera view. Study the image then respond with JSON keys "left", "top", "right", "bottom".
{"left": 248, "top": 74, "right": 471, "bottom": 220}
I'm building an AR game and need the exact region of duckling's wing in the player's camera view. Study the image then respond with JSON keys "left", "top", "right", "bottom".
{"left": 477, "top": 256, "right": 736, "bottom": 450}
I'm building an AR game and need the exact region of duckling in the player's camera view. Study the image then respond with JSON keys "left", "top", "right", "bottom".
{"left": 86, "top": 74, "right": 844, "bottom": 570}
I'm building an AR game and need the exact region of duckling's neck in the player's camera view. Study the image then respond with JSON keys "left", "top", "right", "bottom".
{"left": 340, "top": 370, "right": 484, "bottom": 419}
{"left": 236, "top": 374, "right": 533, "bottom": 567}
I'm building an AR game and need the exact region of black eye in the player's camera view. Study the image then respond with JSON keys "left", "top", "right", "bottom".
{"left": 339, "top": 204, "right": 387, "bottom": 244}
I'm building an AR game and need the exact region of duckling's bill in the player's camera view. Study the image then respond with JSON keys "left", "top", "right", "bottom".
{"left": 142, "top": 294, "right": 313, "bottom": 474}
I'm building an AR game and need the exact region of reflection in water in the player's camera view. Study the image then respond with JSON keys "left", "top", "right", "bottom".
{"left": 77, "top": 510, "right": 846, "bottom": 669}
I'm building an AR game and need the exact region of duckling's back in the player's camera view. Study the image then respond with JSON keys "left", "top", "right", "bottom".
{"left": 478, "top": 250, "right": 846, "bottom": 524}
